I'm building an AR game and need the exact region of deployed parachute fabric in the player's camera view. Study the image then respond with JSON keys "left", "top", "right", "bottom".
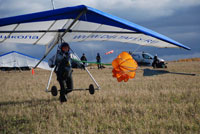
{"left": 0, "top": 5, "right": 190, "bottom": 50}
{"left": 112, "top": 52, "right": 138, "bottom": 82}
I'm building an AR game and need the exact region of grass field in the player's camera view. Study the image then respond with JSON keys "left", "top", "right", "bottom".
{"left": 0, "top": 61, "right": 200, "bottom": 134}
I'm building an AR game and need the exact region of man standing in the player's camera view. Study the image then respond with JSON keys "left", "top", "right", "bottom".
{"left": 96, "top": 53, "right": 102, "bottom": 69}
{"left": 81, "top": 53, "right": 87, "bottom": 68}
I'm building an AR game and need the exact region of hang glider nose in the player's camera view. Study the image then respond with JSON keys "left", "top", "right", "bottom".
{"left": 0, "top": 5, "right": 191, "bottom": 50}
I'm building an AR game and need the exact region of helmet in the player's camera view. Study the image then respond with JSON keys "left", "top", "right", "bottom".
{"left": 60, "top": 42, "right": 70, "bottom": 52}
{"left": 61, "top": 42, "right": 69, "bottom": 48}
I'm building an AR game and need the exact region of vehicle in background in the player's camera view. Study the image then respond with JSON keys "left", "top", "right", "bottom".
{"left": 130, "top": 52, "right": 167, "bottom": 68}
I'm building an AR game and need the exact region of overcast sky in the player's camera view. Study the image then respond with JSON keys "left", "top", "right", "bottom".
{"left": 0, "top": 0, "right": 200, "bottom": 61}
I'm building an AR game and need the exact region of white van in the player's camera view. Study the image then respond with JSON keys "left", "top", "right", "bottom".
{"left": 131, "top": 52, "right": 167, "bottom": 68}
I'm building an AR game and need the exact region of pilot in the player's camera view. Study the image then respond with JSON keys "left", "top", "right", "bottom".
{"left": 48, "top": 42, "right": 73, "bottom": 103}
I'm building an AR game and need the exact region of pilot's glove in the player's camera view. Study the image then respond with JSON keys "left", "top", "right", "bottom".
{"left": 50, "top": 64, "right": 55, "bottom": 68}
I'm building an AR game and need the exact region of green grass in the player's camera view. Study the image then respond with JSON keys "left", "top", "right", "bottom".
{"left": 0, "top": 61, "right": 200, "bottom": 134}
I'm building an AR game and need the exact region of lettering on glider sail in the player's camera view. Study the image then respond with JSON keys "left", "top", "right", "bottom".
{"left": 0, "top": 35, "right": 39, "bottom": 40}
{"left": 73, "top": 34, "right": 159, "bottom": 44}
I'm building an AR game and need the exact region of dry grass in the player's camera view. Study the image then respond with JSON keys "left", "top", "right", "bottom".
{"left": 174, "top": 57, "right": 200, "bottom": 62}
{"left": 0, "top": 61, "right": 200, "bottom": 134}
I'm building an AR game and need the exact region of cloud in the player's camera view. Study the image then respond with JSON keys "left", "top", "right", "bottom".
{"left": 0, "top": 0, "right": 200, "bottom": 61}
{"left": 0, "top": 0, "right": 50, "bottom": 17}
{"left": 0, "top": 43, "right": 18, "bottom": 52}
{"left": 110, "top": 0, "right": 200, "bottom": 21}
{"left": 0, "top": 43, "right": 45, "bottom": 58}
{"left": 1, "top": 0, "right": 200, "bottom": 20}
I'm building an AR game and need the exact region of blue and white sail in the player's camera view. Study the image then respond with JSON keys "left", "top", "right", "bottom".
{"left": 0, "top": 5, "right": 190, "bottom": 50}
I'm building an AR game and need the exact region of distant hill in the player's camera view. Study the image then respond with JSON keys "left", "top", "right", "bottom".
{"left": 174, "top": 58, "right": 200, "bottom": 62}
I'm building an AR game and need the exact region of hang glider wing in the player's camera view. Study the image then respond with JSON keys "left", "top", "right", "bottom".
{"left": 0, "top": 5, "right": 190, "bottom": 50}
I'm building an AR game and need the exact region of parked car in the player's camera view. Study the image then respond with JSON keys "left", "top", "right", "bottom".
{"left": 131, "top": 52, "right": 167, "bottom": 68}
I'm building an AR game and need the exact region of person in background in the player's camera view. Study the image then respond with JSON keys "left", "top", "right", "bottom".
{"left": 152, "top": 54, "right": 159, "bottom": 68}
{"left": 80, "top": 53, "right": 87, "bottom": 69}
{"left": 96, "top": 53, "right": 102, "bottom": 69}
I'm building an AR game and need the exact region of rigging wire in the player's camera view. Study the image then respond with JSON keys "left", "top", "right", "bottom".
{"left": 51, "top": 0, "right": 55, "bottom": 10}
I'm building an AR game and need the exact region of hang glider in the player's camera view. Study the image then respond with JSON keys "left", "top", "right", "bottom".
{"left": 0, "top": 5, "right": 190, "bottom": 51}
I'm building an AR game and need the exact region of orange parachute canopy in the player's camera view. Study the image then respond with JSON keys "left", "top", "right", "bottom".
{"left": 112, "top": 52, "right": 138, "bottom": 82}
